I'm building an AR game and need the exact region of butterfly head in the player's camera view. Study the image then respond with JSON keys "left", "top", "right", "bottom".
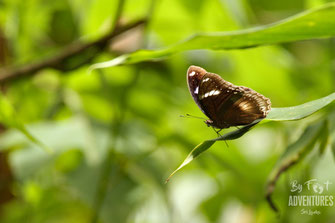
{"left": 205, "top": 119, "right": 230, "bottom": 129}
{"left": 204, "top": 119, "right": 213, "bottom": 127}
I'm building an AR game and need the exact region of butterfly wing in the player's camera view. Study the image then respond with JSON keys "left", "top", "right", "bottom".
{"left": 187, "top": 66, "right": 207, "bottom": 114}
{"left": 197, "top": 72, "right": 271, "bottom": 128}
{"left": 220, "top": 85, "right": 271, "bottom": 126}
{"left": 197, "top": 72, "right": 240, "bottom": 127}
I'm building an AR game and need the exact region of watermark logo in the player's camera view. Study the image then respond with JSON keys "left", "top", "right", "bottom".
{"left": 288, "top": 179, "right": 334, "bottom": 215}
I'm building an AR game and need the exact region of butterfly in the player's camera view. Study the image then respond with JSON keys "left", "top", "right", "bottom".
{"left": 187, "top": 65, "right": 271, "bottom": 130}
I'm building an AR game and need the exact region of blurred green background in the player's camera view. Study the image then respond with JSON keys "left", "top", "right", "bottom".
{"left": 0, "top": 0, "right": 335, "bottom": 222}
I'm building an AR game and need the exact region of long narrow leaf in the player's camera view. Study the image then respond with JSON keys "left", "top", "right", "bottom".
{"left": 266, "top": 92, "right": 335, "bottom": 121}
{"left": 166, "top": 121, "right": 259, "bottom": 182}
{"left": 167, "top": 92, "right": 335, "bottom": 181}
{"left": 91, "top": 3, "right": 335, "bottom": 69}
{"left": 265, "top": 120, "right": 326, "bottom": 212}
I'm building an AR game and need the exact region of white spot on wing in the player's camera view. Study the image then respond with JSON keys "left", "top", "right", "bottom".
{"left": 189, "top": 71, "right": 196, "bottom": 77}
{"left": 213, "top": 90, "right": 220, "bottom": 95}
{"left": 194, "top": 86, "right": 199, "bottom": 94}
{"left": 201, "top": 89, "right": 221, "bottom": 98}
{"left": 202, "top": 78, "right": 210, "bottom": 82}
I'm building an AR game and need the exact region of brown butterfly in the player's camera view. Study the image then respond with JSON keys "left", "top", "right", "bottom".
{"left": 187, "top": 65, "right": 271, "bottom": 130}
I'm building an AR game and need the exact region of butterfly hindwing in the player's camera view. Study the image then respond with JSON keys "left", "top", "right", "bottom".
{"left": 219, "top": 86, "right": 271, "bottom": 126}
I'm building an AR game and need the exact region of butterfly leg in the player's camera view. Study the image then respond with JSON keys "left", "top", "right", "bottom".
{"left": 224, "top": 140, "right": 229, "bottom": 148}
{"left": 212, "top": 127, "right": 222, "bottom": 136}
{"left": 211, "top": 127, "right": 229, "bottom": 147}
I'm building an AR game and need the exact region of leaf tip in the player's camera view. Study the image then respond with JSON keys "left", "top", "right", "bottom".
{"left": 165, "top": 168, "right": 180, "bottom": 183}
{"left": 164, "top": 177, "right": 170, "bottom": 184}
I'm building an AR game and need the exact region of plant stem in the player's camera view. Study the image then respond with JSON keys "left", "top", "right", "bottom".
{"left": 90, "top": 0, "right": 158, "bottom": 222}
{"left": 90, "top": 0, "right": 127, "bottom": 222}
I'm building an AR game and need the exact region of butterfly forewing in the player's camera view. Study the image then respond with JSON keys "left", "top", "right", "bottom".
{"left": 187, "top": 66, "right": 207, "bottom": 114}
{"left": 187, "top": 65, "right": 271, "bottom": 129}
{"left": 197, "top": 72, "right": 237, "bottom": 123}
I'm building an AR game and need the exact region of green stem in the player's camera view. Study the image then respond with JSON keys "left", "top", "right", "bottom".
{"left": 90, "top": 0, "right": 157, "bottom": 221}
{"left": 90, "top": 0, "right": 127, "bottom": 222}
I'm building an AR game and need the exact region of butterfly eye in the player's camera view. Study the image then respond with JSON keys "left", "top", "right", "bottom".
{"left": 205, "top": 120, "right": 213, "bottom": 127}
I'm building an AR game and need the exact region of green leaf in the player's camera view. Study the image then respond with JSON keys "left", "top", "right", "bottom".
{"left": 166, "top": 121, "right": 259, "bottom": 182}
{"left": 91, "top": 3, "right": 335, "bottom": 69}
{"left": 330, "top": 112, "right": 335, "bottom": 161}
{"left": 166, "top": 92, "right": 335, "bottom": 182}
{"left": 266, "top": 92, "right": 335, "bottom": 121}
{"left": 265, "top": 120, "right": 326, "bottom": 212}
{"left": 332, "top": 137, "right": 335, "bottom": 161}
{"left": 0, "top": 93, "right": 52, "bottom": 153}
{"left": 273, "top": 121, "right": 324, "bottom": 167}
{"left": 166, "top": 140, "right": 215, "bottom": 182}
{"left": 318, "top": 119, "right": 329, "bottom": 155}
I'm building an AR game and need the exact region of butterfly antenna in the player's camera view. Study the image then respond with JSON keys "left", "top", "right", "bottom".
{"left": 180, "top": 114, "right": 206, "bottom": 120}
